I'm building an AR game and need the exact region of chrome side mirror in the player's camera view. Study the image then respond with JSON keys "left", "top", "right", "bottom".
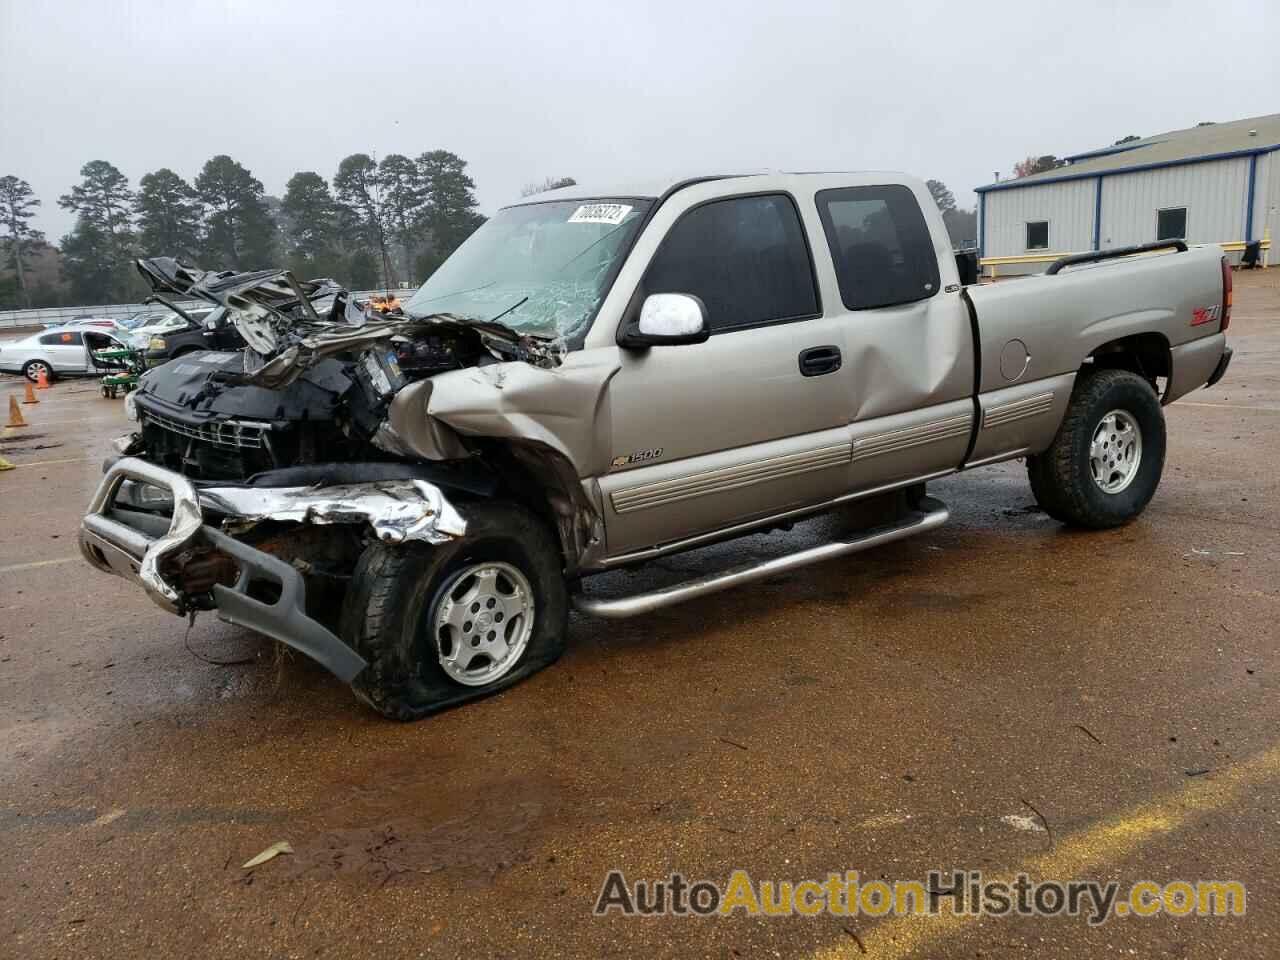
{"left": 619, "top": 293, "right": 710, "bottom": 348}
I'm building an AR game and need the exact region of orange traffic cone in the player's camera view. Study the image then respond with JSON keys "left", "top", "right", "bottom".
{"left": 7, "top": 394, "right": 29, "bottom": 428}
{"left": 36, "top": 368, "right": 50, "bottom": 390}
{"left": 22, "top": 381, "right": 38, "bottom": 404}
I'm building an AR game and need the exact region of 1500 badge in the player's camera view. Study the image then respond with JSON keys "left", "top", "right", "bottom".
{"left": 612, "top": 448, "right": 664, "bottom": 469}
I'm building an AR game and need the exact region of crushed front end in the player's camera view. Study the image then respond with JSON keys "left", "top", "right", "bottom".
{"left": 79, "top": 457, "right": 467, "bottom": 681}
{"left": 77, "top": 257, "right": 534, "bottom": 679}
{"left": 79, "top": 253, "right": 611, "bottom": 687}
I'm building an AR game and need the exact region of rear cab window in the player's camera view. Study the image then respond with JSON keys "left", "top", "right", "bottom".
{"left": 815, "top": 185, "right": 940, "bottom": 310}
{"left": 642, "top": 193, "right": 819, "bottom": 333}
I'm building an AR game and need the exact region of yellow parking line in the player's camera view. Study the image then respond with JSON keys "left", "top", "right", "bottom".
{"left": 2, "top": 456, "right": 97, "bottom": 467}
{"left": 809, "top": 743, "right": 1280, "bottom": 960}
{"left": 1177, "top": 402, "right": 1280, "bottom": 413}
{"left": 0, "top": 557, "right": 77, "bottom": 575}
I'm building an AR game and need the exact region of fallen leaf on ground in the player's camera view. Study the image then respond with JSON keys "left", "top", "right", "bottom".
{"left": 242, "top": 840, "right": 294, "bottom": 869}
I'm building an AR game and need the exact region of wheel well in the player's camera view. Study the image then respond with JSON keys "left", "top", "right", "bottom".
{"left": 468, "top": 440, "right": 602, "bottom": 576}
{"left": 1084, "top": 333, "right": 1170, "bottom": 392}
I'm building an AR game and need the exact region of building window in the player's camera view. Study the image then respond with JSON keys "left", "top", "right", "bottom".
{"left": 1026, "top": 221, "right": 1049, "bottom": 250}
{"left": 1157, "top": 207, "right": 1187, "bottom": 241}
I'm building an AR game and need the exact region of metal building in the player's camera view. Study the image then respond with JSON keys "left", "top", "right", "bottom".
{"left": 976, "top": 114, "right": 1279, "bottom": 277}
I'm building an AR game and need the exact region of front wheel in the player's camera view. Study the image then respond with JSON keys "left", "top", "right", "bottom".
{"left": 341, "top": 500, "right": 568, "bottom": 720}
{"left": 1027, "top": 369, "right": 1166, "bottom": 528}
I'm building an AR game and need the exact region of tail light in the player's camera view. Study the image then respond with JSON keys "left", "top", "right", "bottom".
{"left": 1220, "top": 255, "right": 1232, "bottom": 332}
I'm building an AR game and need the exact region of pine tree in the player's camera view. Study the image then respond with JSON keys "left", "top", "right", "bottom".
{"left": 281, "top": 171, "right": 342, "bottom": 277}
{"left": 0, "top": 175, "right": 44, "bottom": 308}
{"left": 346, "top": 248, "right": 379, "bottom": 290}
{"left": 134, "top": 168, "right": 202, "bottom": 260}
{"left": 194, "top": 155, "right": 277, "bottom": 269}
{"left": 58, "top": 161, "right": 136, "bottom": 301}
{"left": 60, "top": 218, "right": 119, "bottom": 303}
{"left": 377, "top": 153, "right": 425, "bottom": 279}
{"left": 925, "top": 179, "right": 956, "bottom": 214}
{"left": 334, "top": 153, "right": 393, "bottom": 288}
{"left": 416, "top": 149, "right": 485, "bottom": 263}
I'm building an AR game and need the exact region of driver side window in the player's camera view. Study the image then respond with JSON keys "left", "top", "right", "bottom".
{"left": 643, "top": 194, "right": 819, "bottom": 334}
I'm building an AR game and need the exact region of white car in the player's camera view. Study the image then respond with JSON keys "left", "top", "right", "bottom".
{"left": 0, "top": 327, "right": 130, "bottom": 382}
{"left": 40, "top": 317, "right": 128, "bottom": 333}
{"left": 123, "top": 308, "right": 212, "bottom": 348}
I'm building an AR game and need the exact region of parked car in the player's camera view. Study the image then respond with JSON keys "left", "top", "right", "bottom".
{"left": 141, "top": 306, "right": 243, "bottom": 363}
{"left": 40, "top": 317, "right": 127, "bottom": 333}
{"left": 80, "top": 171, "right": 1233, "bottom": 720}
{"left": 119, "top": 310, "right": 174, "bottom": 331}
{"left": 123, "top": 307, "right": 215, "bottom": 350}
{"left": 1, "top": 326, "right": 132, "bottom": 381}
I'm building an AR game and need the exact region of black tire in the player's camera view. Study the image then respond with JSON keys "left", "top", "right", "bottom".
{"left": 22, "top": 360, "right": 51, "bottom": 383}
{"left": 1027, "top": 369, "right": 1166, "bottom": 528}
{"left": 340, "top": 500, "right": 568, "bottom": 721}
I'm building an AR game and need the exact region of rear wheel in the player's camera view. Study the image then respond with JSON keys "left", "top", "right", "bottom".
{"left": 22, "top": 360, "right": 51, "bottom": 383}
{"left": 341, "top": 501, "right": 568, "bottom": 720}
{"left": 1027, "top": 369, "right": 1166, "bottom": 528}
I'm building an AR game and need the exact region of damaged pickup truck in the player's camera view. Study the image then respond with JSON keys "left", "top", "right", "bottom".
{"left": 80, "top": 172, "right": 1234, "bottom": 719}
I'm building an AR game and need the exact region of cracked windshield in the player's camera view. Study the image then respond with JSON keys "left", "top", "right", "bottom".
{"left": 403, "top": 199, "right": 651, "bottom": 339}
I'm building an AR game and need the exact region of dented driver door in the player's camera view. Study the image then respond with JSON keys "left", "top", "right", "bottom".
{"left": 812, "top": 183, "right": 976, "bottom": 493}
{"left": 598, "top": 192, "right": 855, "bottom": 557}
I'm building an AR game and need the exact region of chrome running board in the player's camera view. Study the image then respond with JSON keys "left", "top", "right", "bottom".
{"left": 572, "top": 498, "right": 949, "bottom": 619}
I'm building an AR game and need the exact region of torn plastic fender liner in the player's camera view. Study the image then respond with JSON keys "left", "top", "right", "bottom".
{"left": 199, "top": 480, "right": 468, "bottom": 545}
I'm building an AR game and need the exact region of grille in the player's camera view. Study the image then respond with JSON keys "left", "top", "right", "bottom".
{"left": 142, "top": 411, "right": 268, "bottom": 449}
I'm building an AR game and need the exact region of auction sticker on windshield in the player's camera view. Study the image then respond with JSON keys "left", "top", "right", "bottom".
{"left": 568, "top": 203, "right": 633, "bottom": 225}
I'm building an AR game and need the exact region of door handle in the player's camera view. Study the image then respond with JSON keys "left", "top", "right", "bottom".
{"left": 799, "top": 345, "right": 842, "bottom": 377}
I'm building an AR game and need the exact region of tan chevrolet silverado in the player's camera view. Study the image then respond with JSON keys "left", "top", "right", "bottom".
{"left": 79, "top": 171, "right": 1234, "bottom": 719}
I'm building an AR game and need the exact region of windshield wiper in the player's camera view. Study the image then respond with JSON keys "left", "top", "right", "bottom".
{"left": 487, "top": 296, "right": 529, "bottom": 326}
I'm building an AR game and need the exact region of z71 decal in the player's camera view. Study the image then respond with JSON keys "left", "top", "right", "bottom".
{"left": 611, "top": 448, "right": 663, "bottom": 470}
{"left": 1191, "top": 305, "right": 1221, "bottom": 326}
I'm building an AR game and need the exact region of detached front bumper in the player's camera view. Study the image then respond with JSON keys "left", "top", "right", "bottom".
{"left": 79, "top": 457, "right": 467, "bottom": 683}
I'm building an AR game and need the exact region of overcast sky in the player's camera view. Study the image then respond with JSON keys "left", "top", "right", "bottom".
{"left": 2, "top": 0, "right": 1277, "bottom": 242}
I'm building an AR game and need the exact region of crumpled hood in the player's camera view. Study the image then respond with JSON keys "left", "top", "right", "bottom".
{"left": 136, "top": 349, "right": 353, "bottom": 422}
{"left": 134, "top": 257, "right": 564, "bottom": 389}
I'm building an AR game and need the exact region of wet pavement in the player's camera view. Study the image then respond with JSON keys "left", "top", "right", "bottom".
{"left": 1, "top": 271, "right": 1278, "bottom": 959}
